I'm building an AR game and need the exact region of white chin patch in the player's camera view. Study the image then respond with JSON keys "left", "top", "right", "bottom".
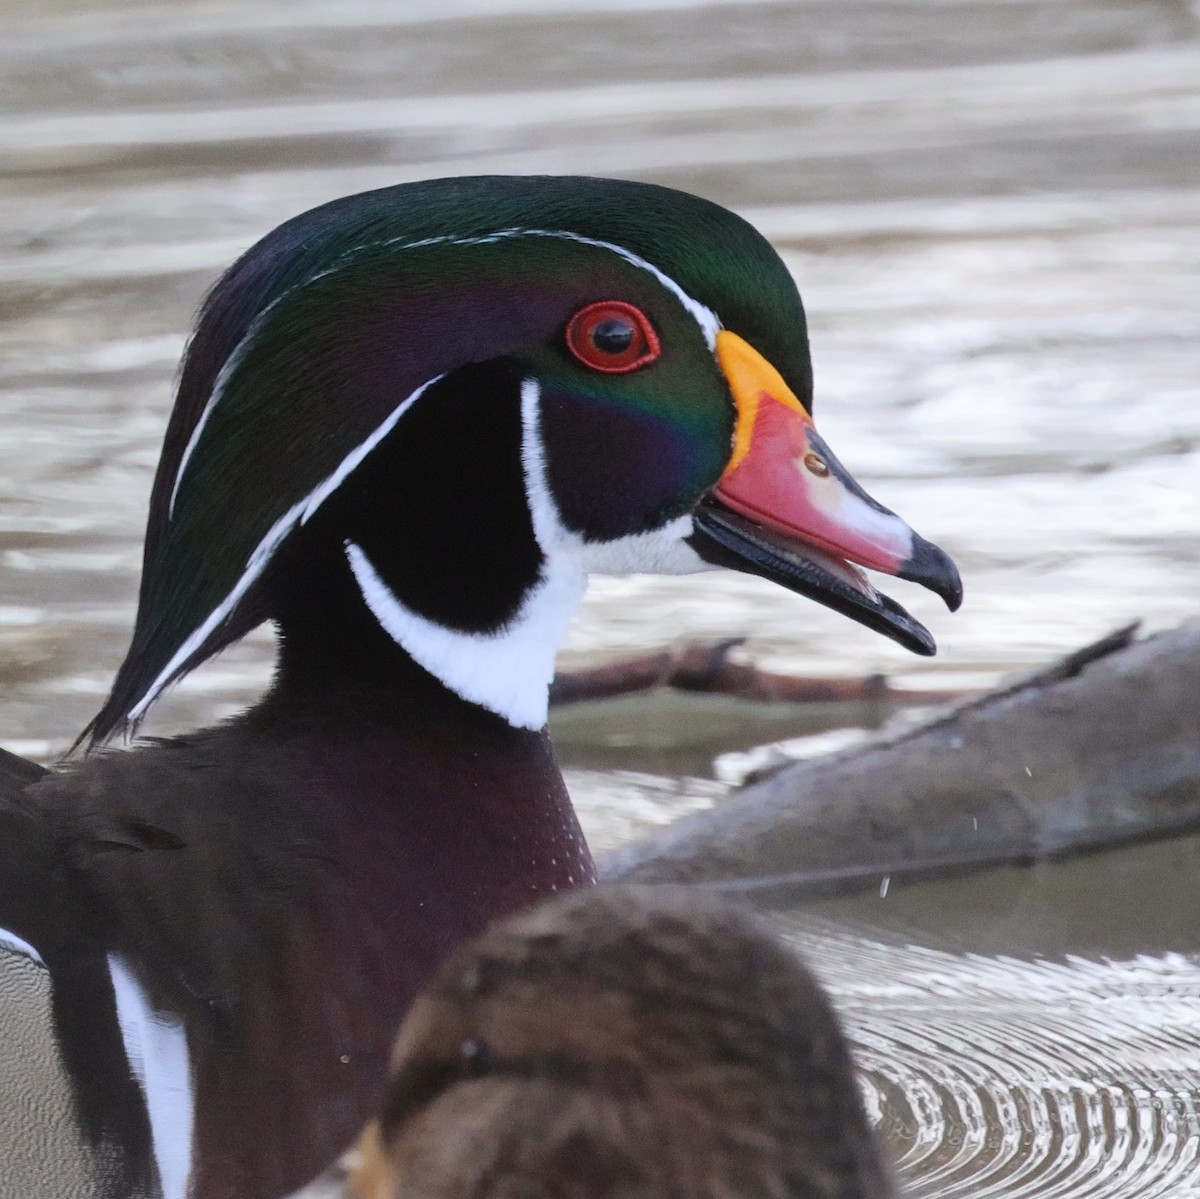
{"left": 576, "top": 515, "right": 711, "bottom": 575}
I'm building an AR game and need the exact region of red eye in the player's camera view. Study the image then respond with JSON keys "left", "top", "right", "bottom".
{"left": 564, "top": 301, "right": 660, "bottom": 374}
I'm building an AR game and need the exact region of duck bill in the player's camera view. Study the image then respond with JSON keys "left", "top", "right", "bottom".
{"left": 690, "top": 331, "right": 962, "bottom": 656}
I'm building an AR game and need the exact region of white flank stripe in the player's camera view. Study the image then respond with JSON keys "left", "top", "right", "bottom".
{"left": 345, "top": 539, "right": 584, "bottom": 731}
{"left": 128, "top": 375, "right": 442, "bottom": 722}
{"left": 108, "top": 954, "right": 193, "bottom": 1199}
{"left": 0, "top": 926, "right": 45, "bottom": 966}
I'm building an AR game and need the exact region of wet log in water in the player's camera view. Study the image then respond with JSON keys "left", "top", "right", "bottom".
{"left": 603, "top": 620, "right": 1200, "bottom": 896}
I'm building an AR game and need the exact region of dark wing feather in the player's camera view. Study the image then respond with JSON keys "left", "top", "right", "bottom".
{"left": 0, "top": 744, "right": 46, "bottom": 792}
{"left": 0, "top": 755, "right": 156, "bottom": 1197}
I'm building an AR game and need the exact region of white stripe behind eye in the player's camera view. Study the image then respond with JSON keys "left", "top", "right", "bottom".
{"left": 108, "top": 954, "right": 193, "bottom": 1199}
{"left": 519, "top": 229, "right": 721, "bottom": 349}
{"left": 166, "top": 225, "right": 718, "bottom": 516}
{"left": 370, "top": 226, "right": 721, "bottom": 347}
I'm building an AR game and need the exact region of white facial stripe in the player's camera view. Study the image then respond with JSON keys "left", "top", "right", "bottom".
{"left": 522, "top": 378, "right": 710, "bottom": 576}
{"left": 345, "top": 540, "right": 584, "bottom": 731}
{"left": 166, "top": 226, "right": 719, "bottom": 515}
{"left": 107, "top": 954, "right": 193, "bottom": 1199}
{"left": 518, "top": 377, "right": 566, "bottom": 557}
{"left": 128, "top": 375, "right": 442, "bottom": 723}
{"left": 343, "top": 380, "right": 707, "bottom": 730}
{"left": 298, "top": 373, "right": 446, "bottom": 523}
{"left": 0, "top": 926, "right": 45, "bottom": 966}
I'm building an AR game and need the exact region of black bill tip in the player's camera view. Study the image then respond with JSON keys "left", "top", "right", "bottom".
{"left": 901, "top": 534, "right": 963, "bottom": 612}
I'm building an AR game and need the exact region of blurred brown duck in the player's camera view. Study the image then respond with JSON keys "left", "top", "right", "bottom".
{"left": 350, "top": 885, "right": 897, "bottom": 1199}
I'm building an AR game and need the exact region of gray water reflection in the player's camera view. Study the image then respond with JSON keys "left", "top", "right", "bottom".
{"left": 3, "top": 1, "right": 1200, "bottom": 1196}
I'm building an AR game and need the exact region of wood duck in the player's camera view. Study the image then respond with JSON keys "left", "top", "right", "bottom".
{"left": 349, "top": 884, "right": 897, "bottom": 1199}
{"left": 0, "top": 175, "right": 958, "bottom": 1199}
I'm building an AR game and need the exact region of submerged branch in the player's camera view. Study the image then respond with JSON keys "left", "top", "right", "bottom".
{"left": 550, "top": 639, "right": 962, "bottom": 708}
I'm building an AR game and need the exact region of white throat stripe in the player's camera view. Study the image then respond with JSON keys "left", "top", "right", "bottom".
{"left": 345, "top": 538, "right": 584, "bottom": 731}
{"left": 342, "top": 378, "right": 708, "bottom": 730}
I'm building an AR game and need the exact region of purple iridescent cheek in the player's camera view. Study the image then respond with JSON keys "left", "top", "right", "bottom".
{"left": 538, "top": 386, "right": 723, "bottom": 540}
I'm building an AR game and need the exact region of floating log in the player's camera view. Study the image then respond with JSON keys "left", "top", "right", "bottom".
{"left": 604, "top": 621, "right": 1200, "bottom": 897}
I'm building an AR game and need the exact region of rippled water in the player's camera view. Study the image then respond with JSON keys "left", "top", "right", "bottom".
{"left": 829, "top": 932, "right": 1200, "bottom": 1198}
{"left": 3, "top": 1, "right": 1200, "bottom": 1195}
{"left": 795, "top": 832, "right": 1200, "bottom": 1197}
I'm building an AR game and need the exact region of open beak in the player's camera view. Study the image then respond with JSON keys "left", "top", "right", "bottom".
{"left": 690, "top": 331, "right": 962, "bottom": 655}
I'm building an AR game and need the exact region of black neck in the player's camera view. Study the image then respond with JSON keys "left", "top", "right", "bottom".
{"left": 261, "top": 359, "right": 545, "bottom": 712}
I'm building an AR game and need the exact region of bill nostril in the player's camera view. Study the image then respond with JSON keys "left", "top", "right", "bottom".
{"left": 803, "top": 451, "right": 830, "bottom": 478}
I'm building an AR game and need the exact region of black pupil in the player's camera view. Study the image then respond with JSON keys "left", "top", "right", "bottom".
{"left": 591, "top": 317, "right": 636, "bottom": 355}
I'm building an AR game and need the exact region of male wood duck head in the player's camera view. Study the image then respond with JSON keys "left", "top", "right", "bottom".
{"left": 1, "top": 176, "right": 956, "bottom": 1199}
{"left": 349, "top": 884, "right": 897, "bottom": 1199}
{"left": 88, "top": 173, "right": 959, "bottom": 745}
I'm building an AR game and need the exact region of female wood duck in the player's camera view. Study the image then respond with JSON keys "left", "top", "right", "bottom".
{"left": 349, "top": 884, "right": 897, "bottom": 1199}
{"left": 0, "top": 175, "right": 958, "bottom": 1199}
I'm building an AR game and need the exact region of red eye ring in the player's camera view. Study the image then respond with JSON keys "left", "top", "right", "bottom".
{"left": 564, "top": 301, "right": 661, "bottom": 374}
